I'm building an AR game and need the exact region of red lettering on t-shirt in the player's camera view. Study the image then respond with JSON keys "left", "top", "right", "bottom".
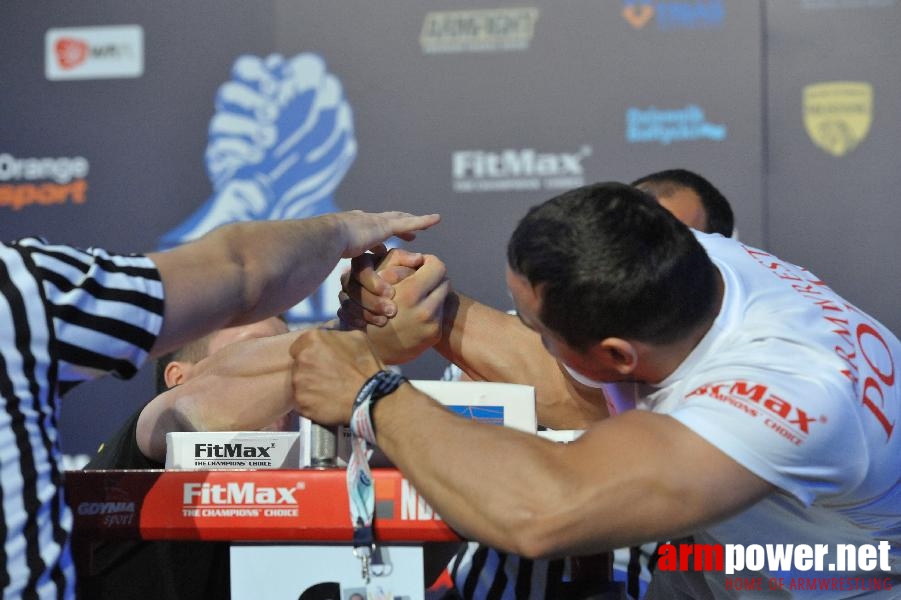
{"left": 743, "top": 245, "right": 897, "bottom": 441}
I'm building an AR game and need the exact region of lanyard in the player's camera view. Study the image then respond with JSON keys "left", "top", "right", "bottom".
{"left": 347, "top": 370, "right": 406, "bottom": 582}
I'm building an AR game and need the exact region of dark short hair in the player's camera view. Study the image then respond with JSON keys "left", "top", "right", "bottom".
{"left": 507, "top": 182, "right": 718, "bottom": 350}
{"left": 631, "top": 168, "right": 734, "bottom": 237}
{"left": 153, "top": 314, "right": 290, "bottom": 393}
{"left": 153, "top": 335, "right": 211, "bottom": 394}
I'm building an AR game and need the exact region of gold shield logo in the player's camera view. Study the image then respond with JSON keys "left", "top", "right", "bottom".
{"left": 803, "top": 81, "right": 873, "bottom": 157}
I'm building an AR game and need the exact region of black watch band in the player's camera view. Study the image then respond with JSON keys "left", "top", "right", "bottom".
{"left": 349, "top": 370, "right": 407, "bottom": 444}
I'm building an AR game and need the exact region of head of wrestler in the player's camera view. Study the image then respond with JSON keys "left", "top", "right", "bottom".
{"left": 631, "top": 168, "right": 734, "bottom": 237}
{"left": 505, "top": 182, "right": 721, "bottom": 386}
{"left": 154, "top": 315, "right": 292, "bottom": 431}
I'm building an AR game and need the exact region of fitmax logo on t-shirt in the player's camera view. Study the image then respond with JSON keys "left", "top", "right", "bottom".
{"left": 687, "top": 380, "right": 822, "bottom": 446}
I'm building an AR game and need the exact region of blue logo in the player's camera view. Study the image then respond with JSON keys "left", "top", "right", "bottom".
{"left": 159, "top": 53, "right": 358, "bottom": 324}
{"left": 622, "top": 1, "right": 725, "bottom": 31}
{"left": 447, "top": 405, "right": 505, "bottom": 427}
{"left": 626, "top": 105, "right": 727, "bottom": 145}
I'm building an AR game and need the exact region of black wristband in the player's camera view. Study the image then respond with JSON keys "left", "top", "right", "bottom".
{"left": 349, "top": 370, "right": 407, "bottom": 443}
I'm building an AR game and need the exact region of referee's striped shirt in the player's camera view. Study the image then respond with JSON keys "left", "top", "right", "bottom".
{"left": 448, "top": 542, "right": 652, "bottom": 600}
{"left": 0, "top": 238, "right": 163, "bottom": 599}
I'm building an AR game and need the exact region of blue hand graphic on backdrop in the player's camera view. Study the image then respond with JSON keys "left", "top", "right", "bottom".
{"left": 159, "top": 53, "right": 358, "bottom": 323}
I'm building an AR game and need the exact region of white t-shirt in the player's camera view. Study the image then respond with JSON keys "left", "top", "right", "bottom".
{"left": 607, "top": 233, "right": 900, "bottom": 598}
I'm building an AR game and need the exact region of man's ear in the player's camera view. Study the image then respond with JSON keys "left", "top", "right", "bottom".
{"left": 163, "top": 361, "right": 193, "bottom": 388}
{"left": 595, "top": 338, "right": 639, "bottom": 376}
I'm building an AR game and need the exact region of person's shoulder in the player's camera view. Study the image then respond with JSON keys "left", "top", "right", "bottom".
{"left": 84, "top": 406, "right": 162, "bottom": 470}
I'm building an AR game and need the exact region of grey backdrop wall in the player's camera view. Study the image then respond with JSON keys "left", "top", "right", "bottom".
{"left": 0, "top": 0, "right": 897, "bottom": 459}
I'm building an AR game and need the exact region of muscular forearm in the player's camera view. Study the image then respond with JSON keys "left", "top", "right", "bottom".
{"left": 372, "top": 383, "right": 579, "bottom": 557}
{"left": 373, "top": 387, "right": 773, "bottom": 558}
{"left": 148, "top": 215, "right": 346, "bottom": 356}
{"left": 137, "top": 332, "right": 297, "bottom": 461}
{"left": 436, "top": 292, "right": 608, "bottom": 428}
{"left": 148, "top": 210, "right": 439, "bottom": 357}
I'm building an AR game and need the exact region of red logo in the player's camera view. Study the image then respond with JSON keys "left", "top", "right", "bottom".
{"left": 55, "top": 38, "right": 89, "bottom": 70}
{"left": 687, "top": 380, "right": 822, "bottom": 444}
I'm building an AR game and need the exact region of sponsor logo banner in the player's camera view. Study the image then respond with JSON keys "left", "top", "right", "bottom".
{"left": 0, "top": 153, "right": 90, "bottom": 211}
{"left": 452, "top": 146, "right": 590, "bottom": 193}
{"left": 622, "top": 1, "right": 725, "bottom": 30}
{"left": 45, "top": 25, "right": 144, "bottom": 80}
{"left": 181, "top": 481, "right": 302, "bottom": 519}
{"left": 65, "top": 469, "right": 458, "bottom": 541}
{"left": 420, "top": 7, "right": 539, "bottom": 54}
{"left": 626, "top": 105, "right": 726, "bottom": 144}
{"left": 803, "top": 81, "right": 873, "bottom": 157}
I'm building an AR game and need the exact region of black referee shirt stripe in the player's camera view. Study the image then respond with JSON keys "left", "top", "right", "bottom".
{"left": 0, "top": 259, "right": 50, "bottom": 597}
{"left": 0, "top": 358, "right": 13, "bottom": 592}
{"left": 38, "top": 268, "right": 164, "bottom": 316}
{"left": 50, "top": 303, "right": 156, "bottom": 353}
{"left": 484, "top": 551, "right": 508, "bottom": 600}
{"left": 449, "top": 542, "right": 469, "bottom": 591}
{"left": 21, "top": 242, "right": 159, "bottom": 280}
{"left": 54, "top": 341, "right": 138, "bottom": 380}
{"left": 26, "top": 254, "right": 72, "bottom": 600}
{"left": 628, "top": 546, "right": 642, "bottom": 599}
{"left": 94, "top": 254, "right": 162, "bottom": 279}
{"left": 13, "top": 245, "right": 72, "bottom": 599}
{"left": 544, "top": 558, "right": 564, "bottom": 598}
{"left": 462, "top": 544, "right": 490, "bottom": 600}
{"left": 57, "top": 380, "right": 78, "bottom": 396}
{"left": 18, "top": 243, "right": 91, "bottom": 275}
{"left": 0, "top": 240, "right": 162, "bottom": 598}
{"left": 513, "top": 557, "right": 533, "bottom": 599}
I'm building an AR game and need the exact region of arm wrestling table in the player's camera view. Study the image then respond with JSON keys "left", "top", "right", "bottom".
{"left": 66, "top": 468, "right": 460, "bottom": 599}
{"left": 66, "top": 468, "right": 622, "bottom": 599}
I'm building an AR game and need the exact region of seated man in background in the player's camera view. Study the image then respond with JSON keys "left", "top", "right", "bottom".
{"left": 631, "top": 168, "right": 734, "bottom": 238}
{"left": 78, "top": 316, "right": 291, "bottom": 599}
{"left": 78, "top": 256, "right": 452, "bottom": 599}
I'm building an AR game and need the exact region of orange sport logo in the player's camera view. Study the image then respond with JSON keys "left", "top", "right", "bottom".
{"left": 0, "top": 153, "right": 90, "bottom": 211}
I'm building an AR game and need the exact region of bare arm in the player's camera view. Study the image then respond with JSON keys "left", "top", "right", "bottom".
{"left": 290, "top": 329, "right": 774, "bottom": 558}
{"left": 342, "top": 250, "right": 606, "bottom": 427}
{"left": 147, "top": 210, "right": 439, "bottom": 357}
{"left": 377, "top": 390, "right": 772, "bottom": 557}
{"left": 136, "top": 331, "right": 298, "bottom": 462}
{"left": 437, "top": 291, "right": 608, "bottom": 428}
{"left": 133, "top": 263, "right": 446, "bottom": 463}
